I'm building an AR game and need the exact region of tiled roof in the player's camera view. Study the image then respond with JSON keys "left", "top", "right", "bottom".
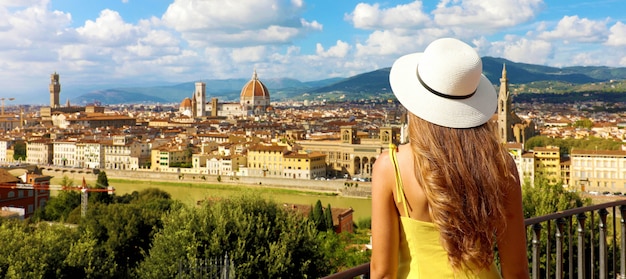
{"left": 0, "top": 169, "right": 20, "bottom": 183}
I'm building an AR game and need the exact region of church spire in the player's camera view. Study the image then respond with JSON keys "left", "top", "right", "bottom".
{"left": 497, "top": 63, "right": 511, "bottom": 144}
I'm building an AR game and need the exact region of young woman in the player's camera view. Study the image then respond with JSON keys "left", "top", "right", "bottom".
{"left": 370, "top": 38, "right": 529, "bottom": 278}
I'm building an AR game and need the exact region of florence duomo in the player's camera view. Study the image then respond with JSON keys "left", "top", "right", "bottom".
{"left": 180, "top": 70, "right": 272, "bottom": 119}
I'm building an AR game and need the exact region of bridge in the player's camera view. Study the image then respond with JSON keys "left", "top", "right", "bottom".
{"left": 324, "top": 200, "right": 626, "bottom": 279}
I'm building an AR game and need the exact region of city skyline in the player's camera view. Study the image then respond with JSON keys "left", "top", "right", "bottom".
{"left": 1, "top": 0, "right": 625, "bottom": 105}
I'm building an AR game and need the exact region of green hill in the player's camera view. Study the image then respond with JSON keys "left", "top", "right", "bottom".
{"left": 73, "top": 57, "right": 626, "bottom": 105}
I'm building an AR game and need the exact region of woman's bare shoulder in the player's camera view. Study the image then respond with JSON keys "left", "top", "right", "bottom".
{"left": 373, "top": 148, "right": 391, "bottom": 169}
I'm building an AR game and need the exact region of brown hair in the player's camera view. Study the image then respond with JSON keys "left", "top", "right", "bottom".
{"left": 407, "top": 113, "right": 515, "bottom": 271}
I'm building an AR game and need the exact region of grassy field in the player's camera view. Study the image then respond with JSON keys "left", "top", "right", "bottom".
{"left": 51, "top": 176, "right": 374, "bottom": 222}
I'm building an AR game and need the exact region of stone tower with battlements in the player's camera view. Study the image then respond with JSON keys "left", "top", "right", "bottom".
{"left": 49, "top": 72, "right": 61, "bottom": 108}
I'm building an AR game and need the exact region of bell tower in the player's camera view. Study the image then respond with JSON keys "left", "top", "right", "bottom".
{"left": 49, "top": 72, "right": 61, "bottom": 108}
{"left": 497, "top": 64, "right": 513, "bottom": 143}
{"left": 341, "top": 126, "right": 358, "bottom": 144}
{"left": 194, "top": 82, "right": 206, "bottom": 117}
{"left": 379, "top": 126, "right": 400, "bottom": 145}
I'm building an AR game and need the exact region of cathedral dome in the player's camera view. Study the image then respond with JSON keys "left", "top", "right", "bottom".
{"left": 240, "top": 70, "right": 270, "bottom": 99}
{"left": 180, "top": 97, "right": 192, "bottom": 109}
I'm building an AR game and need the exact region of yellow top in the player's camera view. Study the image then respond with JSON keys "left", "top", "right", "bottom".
{"left": 390, "top": 144, "right": 502, "bottom": 279}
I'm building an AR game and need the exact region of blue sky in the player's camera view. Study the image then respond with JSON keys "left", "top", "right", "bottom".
{"left": 1, "top": 0, "right": 626, "bottom": 104}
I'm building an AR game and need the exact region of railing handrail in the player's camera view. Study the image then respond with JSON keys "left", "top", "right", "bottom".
{"left": 324, "top": 199, "right": 626, "bottom": 279}
{"left": 524, "top": 199, "right": 626, "bottom": 225}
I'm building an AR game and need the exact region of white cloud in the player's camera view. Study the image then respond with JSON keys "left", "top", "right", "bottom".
{"left": 488, "top": 36, "right": 553, "bottom": 65}
{"left": 316, "top": 40, "right": 350, "bottom": 58}
{"left": 606, "top": 21, "right": 626, "bottom": 46}
{"left": 355, "top": 30, "right": 408, "bottom": 57}
{"left": 433, "top": 0, "right": 542, "bottom": 31}
{"left": 570, "top": 52, "right": 601, "bottom": 66}
{"left": 76, "top": 9, "right": 139, "bottom": 47}
{"left": 347, "top": 1, "right": 430, "bottom": 30}
{"left": 538, "top": 15, "right": 608, "bottom": 43}
{"left": 0, "top": 0, "right": 43, "bottom": 7}
{"left": 0, "top": 2, "right": 74, "bottom": 49}
{"left": 354, "top": 26, "right": 452, "bottom": 60}
{"left": 161, "top": 0, "right": 317, "bottom": 47}
{"left": 301, "top": 18, "right": 322, "bottom": 31}
{"left": 231, "top": 46, "right": 269, "bottom": 63}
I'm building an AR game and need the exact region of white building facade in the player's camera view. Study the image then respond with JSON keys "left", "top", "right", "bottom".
{"left": 53, "top": 140, "right": 77, "bottom": 167}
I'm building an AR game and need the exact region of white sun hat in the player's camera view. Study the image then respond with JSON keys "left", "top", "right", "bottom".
{"left": 389, "top": 38, "right": 497, "bottom": 128}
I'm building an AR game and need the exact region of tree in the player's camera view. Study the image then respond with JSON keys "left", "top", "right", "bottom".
{"left": 79, "top": 189, "right": 176, "bottom": 278}
{"left": 32, "top": 190, "right": 81, "bottom": 222}
{"left": 525, "top": 136, "right": 622, "bottom": 156}
{"left": 316, "top": 231, "right": 371, "bottom": 274}
{"left": 573, "top": 119, "right": 593, "bottom": 129}
{"left": 12, "top": 141, "right": 26, "bottom": 161}
{"left": 312, "top": 200, "right": 327, "bottom": 231}
{"left": 90, "top": 171, "right": 112, "bottom": 204}
{"left": 60, "top": 175, "right": 74, "bottom": 187}
{"left": 522, "top": 175, "right": 590, "bottom": 219}
{"left": 0, "top": 220, "right": 80, "bottom": 278}
{"left": 136, "top": 195, "right": 331, "bottom": 278}
{"left": 96, "top": 171, "right": 109, "bottom": 188}
{"left": 324, "top": 203, "right": 334, "bottom": 231}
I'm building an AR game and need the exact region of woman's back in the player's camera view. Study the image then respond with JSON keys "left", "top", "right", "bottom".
{"left": 390, "top": 144, "right": 502, "bottom": 278}
{"left": 392, "top": 144, "right": 430, "bottom": 222}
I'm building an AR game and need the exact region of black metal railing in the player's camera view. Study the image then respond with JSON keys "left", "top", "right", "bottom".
{"left": 323, "top": 200, "right": 626, "bottom": 279}
{"left": 177, "top": 253, "right": 235, "bottom": 279}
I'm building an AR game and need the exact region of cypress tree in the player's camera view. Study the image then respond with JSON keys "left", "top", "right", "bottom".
{"left": 313, "top": 200, "right": 326, "bottom": 231}
{"left": 324, "top": 203, "right": 334, "bottom": 231}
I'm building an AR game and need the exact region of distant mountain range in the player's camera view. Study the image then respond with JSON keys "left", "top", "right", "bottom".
{"left": 72, "top": 57, "right": 626, "bottom": 105}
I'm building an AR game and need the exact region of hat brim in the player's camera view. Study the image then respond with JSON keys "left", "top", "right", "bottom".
{"left": 389, "top": 52, "right": 497, "bottom": 128}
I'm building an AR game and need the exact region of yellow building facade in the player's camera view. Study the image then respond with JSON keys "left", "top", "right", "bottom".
{"left": 151, "top": 146, "right": 190, "bottom": 171}
{"left": 533, "top": 146, "right": 561, "bottom": 184}
{"left": 283, "top": 151, "right": 326, "bottom": 180}
{"left": 247, "top": 144, "right": 286, "bottom": 178}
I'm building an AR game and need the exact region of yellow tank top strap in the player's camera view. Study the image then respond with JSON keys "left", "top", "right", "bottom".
{"left": 389, "top": 143, "right": 409, "bottom": 217}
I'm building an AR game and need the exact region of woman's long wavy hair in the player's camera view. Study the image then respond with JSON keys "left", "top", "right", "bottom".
{"left": 407, "top": 113, "right": 516, "bottom": 271}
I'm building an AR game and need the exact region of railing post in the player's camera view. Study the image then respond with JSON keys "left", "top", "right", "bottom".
{"left": 619, "top": 205, "right": 626, "bottom": 279}
{"left": 533, "top": 223, "right": 542, "bottom": 279}
{"left": 613, "top": 206, "right": 618, "bottom": 279}
{"left": 599, "top": 208, "right": 608, "bottom": 279}
{"left": 569, "top": 216, "right": 574, "bottom": 279}
{"left": 556, "top": 218, "right": 565, "bottom": 279}
{"left": 547, "top": 220, "right": 552, "bottom": 278}
{"left": 577, "top": 213, "right": 587, "bottom": 279}
{"left": 590, "top": 211, "right": 595, "bottom": 279}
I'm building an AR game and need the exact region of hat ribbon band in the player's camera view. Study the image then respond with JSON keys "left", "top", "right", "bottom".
{"left": 417, "top": 71, "right": 476, "bottom": 100}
